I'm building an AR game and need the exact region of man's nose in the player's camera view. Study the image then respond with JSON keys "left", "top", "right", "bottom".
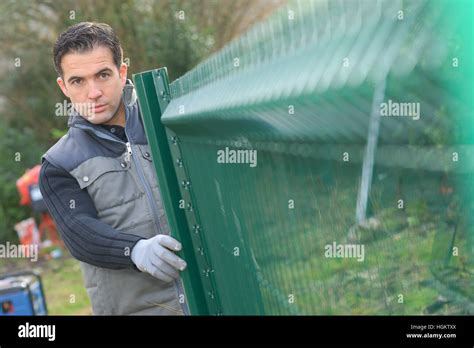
{"left": 87, "top": 82, "right": 103, "bottom": 100}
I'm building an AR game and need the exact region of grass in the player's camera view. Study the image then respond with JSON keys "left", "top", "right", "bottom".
{"left": 256, "top": 210, "right": 471, "bottom": 314}
{"left": 235, "top": 157, "right": 473, "bottom": 315}
{"left": 40, "top": 256, "right": 92, "bottom": 315}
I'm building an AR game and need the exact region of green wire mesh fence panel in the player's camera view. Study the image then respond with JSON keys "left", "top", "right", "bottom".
{"left": 134, "top": 0, "right": 473, "bottom": 315}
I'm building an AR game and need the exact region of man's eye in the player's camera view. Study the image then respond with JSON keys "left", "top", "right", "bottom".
{"left": 71, "top": 79, "right": 82, "bottom": 85}
{"left": 100, "top": 72, "right": 110, "bottom": 79}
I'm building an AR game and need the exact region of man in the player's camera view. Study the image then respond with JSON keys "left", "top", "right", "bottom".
{"left": 39, "top": 22, "right": 189, "bottom": 315}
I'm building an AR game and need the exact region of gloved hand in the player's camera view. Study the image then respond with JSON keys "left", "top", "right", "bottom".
{"left": 131, "top": 234, "right": 187, "bottom": 282}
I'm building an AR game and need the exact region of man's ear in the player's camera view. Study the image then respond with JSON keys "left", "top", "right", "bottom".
{"left": 119, "top": 63, "right": 128, "bottom": 87}
{"left": 57, "top": 77, "right": 69, "bottom": 98}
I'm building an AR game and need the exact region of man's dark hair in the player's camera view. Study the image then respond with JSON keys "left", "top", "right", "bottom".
{"left": 53, "top": 22, "right": 123, "bottom": 77}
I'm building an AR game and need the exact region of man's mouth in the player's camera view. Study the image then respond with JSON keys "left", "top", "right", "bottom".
{"left": 93, "top": 103, "right": 107, "bottom": 113}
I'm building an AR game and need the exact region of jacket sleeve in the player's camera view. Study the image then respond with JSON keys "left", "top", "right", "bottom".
{"left": 39, "top": 159, "right": 144, "bottom": 270}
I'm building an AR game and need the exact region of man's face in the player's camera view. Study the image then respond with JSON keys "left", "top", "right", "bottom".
{"left": 57, "top": 45, "right": 127, "bottom": 124}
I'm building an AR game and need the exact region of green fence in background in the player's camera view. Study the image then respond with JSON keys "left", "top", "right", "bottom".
{"left": 133, "top": 0, "right": 473, "bottom": 315}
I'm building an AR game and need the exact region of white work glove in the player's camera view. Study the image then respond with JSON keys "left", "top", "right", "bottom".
{"left": 131, "top": 234, "right": 187, "bottom": 282}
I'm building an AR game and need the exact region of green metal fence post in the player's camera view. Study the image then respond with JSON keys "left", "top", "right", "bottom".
{"left": 133, "top": 68, "right": 211, "bottom": 315}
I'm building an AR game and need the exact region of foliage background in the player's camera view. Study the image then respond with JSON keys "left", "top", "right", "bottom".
{"left": 0, "top": 0, "right": 284, "bottom": 242}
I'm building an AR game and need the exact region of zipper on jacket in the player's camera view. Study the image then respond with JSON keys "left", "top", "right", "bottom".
{"left": 122, "top": 111, "right": 190, "bottom": 316}
{"left": 75, "top": 123, "right": 168, "bottom": 237}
